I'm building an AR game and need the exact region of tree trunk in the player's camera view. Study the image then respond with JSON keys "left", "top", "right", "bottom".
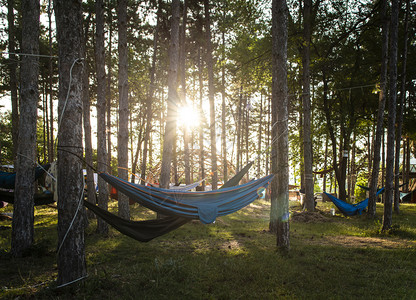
{"left": 141, "top": 0, "right": 161, "bottom": 186}
{"left": 221, "top": 30, "right": 228, "bottom": 183}
{"left": 82, "top": 13, "right": 95, "bottom": 220}
{"left": 96, "top": 0, "right": 109, "bottom": 231}
{"left": 54, "top": 0, "right": 87, "bottom": 286}
{"left": 368, "top": 0, "right": 389, "bottom": 217}
{"left": 204, "top": 0, "right": 218, "bottom": 190}
{"left": 48, "top": 0, "right": 54, "bottom": 163}
{"left": 117, "top": 0, "right": 130, "bottom": 219}
{"left": 302, "top": 0, "right": 314, "bottom": 211}
{"left": 11, "top": 0, "right": 39, "bottom": 258}
{"left": 394, "top": 0, "right": 409, "bottom": 213}
{"left": 106, "top": 7, "right": 113, "bottom": 176}
{"left": 382, "top": 0, "right": 398, "bottom": 231}
{"left": 270, "top": 0, "right": 290, "bottom": 251}
{"left": 160, "top": 0, "right": 180, "bottom": 189}
{"left": 323, "top": 135, "right": 328, "bottom": 192}
{"left": 257, "top": 94, "right": 263, "bottom": 178}
{"left": 180, "top": 0, "right": 190, "bottom": 185}
{"left": 7, "top": 0, "right": 19, "bottom": 160}
{"left": 198, "top": 46, "right": 205, "bottom": 190}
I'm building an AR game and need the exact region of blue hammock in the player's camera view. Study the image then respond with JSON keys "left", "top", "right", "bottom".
{"left": 99, "top": 172, "right": 273, "bottom": 224}
{"left": 324, "top": 188, "right": 385, "bottom": 216}
{"left": 85, "top": 161, "right": 256, "bottom": 242}
{"left": 0, "top": 164, "right": 50, "bottom": 190}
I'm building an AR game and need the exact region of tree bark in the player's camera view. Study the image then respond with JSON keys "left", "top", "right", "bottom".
{"left": 270, "top": 0, "right": 290, "bottom": 251}
{"left": 302, "top": 0, "right": 314, "bottom": 211}
{"left": 48, "top": 0, "right": 54, "bottom": 163}
{"left": 11, "top": 0, "right": 39, "bottom": 258}
{"left": 117, "top": 0, "right": 130, "bottom": 219}
{"left": 7, "top": 0, "right": 19, "bottom": 160}
{"left": 221, "top": 30, "right": 228, "bottom": 183}
{"left": 54, "top": 0, "right": 87, "bottom": 286}
{"left": 106, "top": 6, "right": 113, "bottom": 176}
{"left": 180, "top": 0, "right": 191, "bottom": 185}
{"left": 198, "top": 46, "right": 205, "bottom": 190}
{"left": 368, "top": 0, "right": 389, "bottom": 217}
{"left": 394, "top": 0, "right": 409, "bottom": 213}
{"left": 382, "top": 0, "right": 399, "bottom": 231}
{"left": 81, "top": 13, "right": 95, "bottom": 220}
{"left": 204, "top": 0, "right": 218, "bottom": 190}
{"left": 96, "top": 0, "right": 109, "bottom": 231}
{"left": 160, "top": 0, "right": 180, "bottom": 189}
{"left": 141, "top": 0, "right": 161, "bottom": 186}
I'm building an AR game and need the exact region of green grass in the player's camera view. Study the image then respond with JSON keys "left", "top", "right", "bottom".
{"left": 1, "top": 200, "right": 415, "bottom": 299}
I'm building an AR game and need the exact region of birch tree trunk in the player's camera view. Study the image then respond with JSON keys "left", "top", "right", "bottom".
{"left": 270, "top": 0, "right": 290, "bottom": 251}
{"left": 96, "top": 0, "right": 109, "bottom": 231}
{"left": 368, "top": 0, "right": 389, "bottom": 217}
{"left": 204, "top": 0, "right": 218, "bottom": 190}
{"left": 54, "top": 0, "right": 87, "bottom": 285}
{"left": 11, "top": 0, "right": 39, "bottom": 258}
{"left": 160, "top": 0, "right": 180, "bottom": 189}
{"left": 382, "top": 0, "right": 398, "bottom": 231}
{"left": 117, "top": 0, "right": 130, "bottom": 219}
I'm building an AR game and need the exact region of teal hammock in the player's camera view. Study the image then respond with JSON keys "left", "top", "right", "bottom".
{"left": 85, "top": 162, "right": 273, "bottom": 242}
{"left": 0, "top": 164, "right": 50, "bottom": 190}
{"left": 324, "top": 187, "right": 384, "bottom": 216}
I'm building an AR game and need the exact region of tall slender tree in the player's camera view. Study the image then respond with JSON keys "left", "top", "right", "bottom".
{"left": 96, "top": 0, "right": 109, "bottom": 232}
{"left": 7, "top": 0, "right": 19, "bottom": 160}
{"left": 270, "top": 0, "right": 290, "bottom": 251}
{"left": 141, "top": 0, "right": 162, "bottom": 186}
{"left": 394, "top": 0, "right": 409, "bottom": 213}
{"left": 11, "top": 0, "right": 40, "bottom": 258}
{"left": 180, "top": 0, "right": 191, "bottom": 185}
{"left": 160, "top": 0, "right": 180, "bottom": 189}
{"left": 382, "top": 0, "right": 399, "bottom": 231}
{"left": 117, "top": 0, "right": 130, "bottom": 219}
{"left": 204, "top": 0, "right": 218, "bottom": 190}
{"left": 54, "top": 0, "right": 87, "bottom": 286}
{"left": 368, "top": 0, "right": 389, "bottom": 217}
{"left": 47, "top": 0, "right": 54, "bottom": 163}
{"left": 82, "top": 12, "right": 95, "bottom": 220}
{"left": 302, "top": 0, "right": 314, "bottom": 211}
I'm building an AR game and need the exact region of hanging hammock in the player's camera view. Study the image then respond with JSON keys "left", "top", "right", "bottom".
{"left": 0, "top": 189, "right": 55, "bottom": 206}
{"left": 0, "top": 164, "right": 50, "bottom": 190}
{"left": 98, "top": 173, "right": 273, "bottom": 224}
{"left": 85, "top": 161, "right": 261, "bottom": 241}
{"left": 324, "top": 187, "right": 384, "bottom": 216}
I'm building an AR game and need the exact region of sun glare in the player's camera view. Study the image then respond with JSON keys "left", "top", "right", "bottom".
{"left": 177, "top": 105, "right": 200, "bottom": 128}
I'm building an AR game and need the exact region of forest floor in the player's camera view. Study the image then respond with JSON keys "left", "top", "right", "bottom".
{"left": 0, "top": 196, "right": 415, "bottom": 299}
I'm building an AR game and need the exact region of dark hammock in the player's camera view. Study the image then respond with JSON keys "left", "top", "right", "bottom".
{"left": 0, "top": 164, "right": 50, "bottom": 190}
{"left": 324, "top": 188, "right": 385, "bottom": 216}
{"left": 85, "top": 161, "right": 259, "bottom": 242}
{"left": 0, "top": 189, "right": 55, "bottom": 206}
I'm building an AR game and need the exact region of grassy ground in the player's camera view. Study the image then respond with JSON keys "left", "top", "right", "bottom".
{"left": 0, "top": 198, "right": 415, "bottom": 299}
